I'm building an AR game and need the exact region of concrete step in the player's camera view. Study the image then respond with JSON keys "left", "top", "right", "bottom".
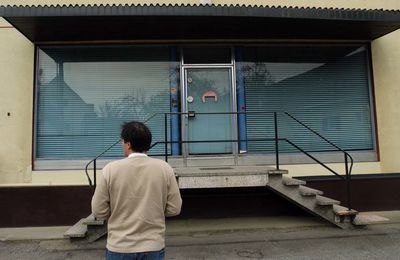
{"left": 179, "top": 156, "right": 236, "bottom": 167}
{"left": 316, "top": 195, "right": 340, "bottom": 206}
{"left": 282, "top": 176, "right": 306, "bottom": 186}
{"left": 333, "top": 205, "right": 358, "bottom": 216}
{"left": 267, "top": 169, "right": 288, "bottom": 175}
{"left": 86, "top": 224, "right": 107, "bottom": 243}
{"left": 82, "top": 214, "right": 105, "bottom": 226}
{"left": 64, "top": 218, "right": 87, "bottom": 238}
{"left": 299, "top": 185, "right": 323, "bottom": 196}
{"left": 353, "top": 214, "right": 389, "bottom": 226}
{"left": 332, "top": 205, "right": 358, "bottom": 224}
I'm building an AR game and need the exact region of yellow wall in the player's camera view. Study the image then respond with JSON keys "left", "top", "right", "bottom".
{"left": 0, "top": 18, "right": 34, "bottom": 183}
{"left": 371, "top": 29, "right": 400, "bottom": 173}
{"left": 0, "top": 0, "right": 399, "bottom": 10}
{"left": 31, "top": 170, "right": 100, "bottom": 186}
{"left": 22, "top": 161, "right": 385, "bottom": 185}
{"left": 0, "top": 161, "right": 381, "bottom": 186}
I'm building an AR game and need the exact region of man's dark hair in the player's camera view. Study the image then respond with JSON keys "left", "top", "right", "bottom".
{"left": 121, "top": 121, "right": 152, "bottom": 153}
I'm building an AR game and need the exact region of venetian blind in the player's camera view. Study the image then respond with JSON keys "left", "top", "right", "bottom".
{"left": 240, "top": 45, "right": 374, "bottom": 153}
{"left": 36, "top": 46, "right": 173, "bottom": 159}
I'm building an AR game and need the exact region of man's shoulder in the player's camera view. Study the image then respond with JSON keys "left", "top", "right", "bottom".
{"left": 146, "top": 157, "right": 173, "bottom": 169}
{"left": 103, "top": 158, "right": 130, "bottom": 171}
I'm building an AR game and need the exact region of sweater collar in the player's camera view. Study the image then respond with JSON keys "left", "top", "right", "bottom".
{"left": 128, "top": 152, "right": 148, "bottom": 158}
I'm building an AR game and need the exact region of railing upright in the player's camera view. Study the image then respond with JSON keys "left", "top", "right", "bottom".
{"left": 274, "top": 112, "right": 280, "bottom": 170}
{"left": 345, "top": 154, "right": 351, "bottom": 210}
{"left": 93, "top": 159, "right": 97, "bottom": 187}
{"left": 164, "top": 113, "right": 168, "bottom": 162}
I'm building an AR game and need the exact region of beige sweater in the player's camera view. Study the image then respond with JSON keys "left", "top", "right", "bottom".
{"left": 91, "top": 155, "right": 182, "bottom": 253}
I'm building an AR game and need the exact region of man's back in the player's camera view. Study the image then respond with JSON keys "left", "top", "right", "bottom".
{"left": 92, "top": 155, "right": 182, "bottom": 253}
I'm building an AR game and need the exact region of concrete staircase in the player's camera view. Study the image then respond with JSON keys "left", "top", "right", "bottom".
{"left": 64, "top": 167, "right": 388, "bottom": 240}
{"left": 64, "top": 214, "right": 107, "bottom": 242}
{"left": 266, "top": 169, "right": 388, "bottom": 229}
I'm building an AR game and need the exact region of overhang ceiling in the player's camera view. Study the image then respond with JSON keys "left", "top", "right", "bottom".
{"left": 1, "top": 4, "right": 400, "bottom": 43}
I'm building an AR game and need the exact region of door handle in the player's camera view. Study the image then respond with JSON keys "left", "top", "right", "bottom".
{"left": 188, "top": 111, "right": 196, "bottom": 118}
{"left": 202, "top": 90, "right": 218, "bottom": 103}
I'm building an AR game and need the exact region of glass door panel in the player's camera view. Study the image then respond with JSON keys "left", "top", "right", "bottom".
{"left": 185, "top": 68, "right": 233, "bottom": 154}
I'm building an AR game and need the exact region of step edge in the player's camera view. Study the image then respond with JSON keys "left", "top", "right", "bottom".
{"left": 299, "top": 185, "right": 324, "bottom": 196}
{"left": 63, "top": 218, "right": 88, "bottom": 238}
{"left": 316, "top": 195, "right": 340, "bottom": 205}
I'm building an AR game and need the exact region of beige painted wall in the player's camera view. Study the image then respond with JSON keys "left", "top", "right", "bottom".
{"left": 0, "top": 161, "right": 381, "bottom": 186}
{"left": 0, "top": 18, "right": 34, "bottom": 183}
{"left": 371, "top": 29, "right": 400, "bottom": 173}
{"left": 0, "top": 0, "right": 399, "bottom": 10}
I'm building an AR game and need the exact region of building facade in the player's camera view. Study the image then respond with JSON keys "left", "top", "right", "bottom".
{"left": 0, "top": 0, "right": 400, "bottom": 226}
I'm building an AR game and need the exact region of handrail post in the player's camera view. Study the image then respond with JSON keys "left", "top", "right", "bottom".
{"left": 274, "top": 112, "right": 280, "bottom": 170}
{"left": 93, "top": 159, "right": 97, "bottom": 187}
{"left": 345, "top": 154, "right": 351, "bottom": 210}
{"left": 164, "top": 113, "right": 168, "bottom": 162}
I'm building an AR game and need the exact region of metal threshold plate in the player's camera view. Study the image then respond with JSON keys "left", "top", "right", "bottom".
{"left": 199, "top": 167, "right": 234, "bottom": 170}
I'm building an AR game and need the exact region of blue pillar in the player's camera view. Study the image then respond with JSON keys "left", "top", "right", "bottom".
{"left": 169, "top": 47, "right": 180, "bottom": 155}
{"left": 235, "top": 47, "right": 248, "bottom": 153}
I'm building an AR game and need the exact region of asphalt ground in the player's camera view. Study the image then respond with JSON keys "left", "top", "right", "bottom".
{"left": 1, "top": 212, "right": 400, "bottom": 260}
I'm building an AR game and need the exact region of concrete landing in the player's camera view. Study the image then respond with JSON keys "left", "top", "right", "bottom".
{"left": 174, "top": 166, "right": 273, "bottom": 189}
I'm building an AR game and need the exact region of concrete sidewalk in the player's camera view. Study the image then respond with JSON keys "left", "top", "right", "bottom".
{"left": 0, "top": 211, "right": 399, "bottom": 242}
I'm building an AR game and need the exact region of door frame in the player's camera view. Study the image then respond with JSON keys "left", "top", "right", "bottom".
{"left": 180, "top": 62, "right": 238, "bottom": 159}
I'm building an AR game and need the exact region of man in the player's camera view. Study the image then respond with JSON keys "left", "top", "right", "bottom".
{"left": 92, "top": 121, "right": 182, "bottom": 260}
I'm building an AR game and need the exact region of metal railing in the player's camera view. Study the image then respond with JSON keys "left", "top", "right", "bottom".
{"left": 85, "top": 111, "right": 354, "bottom": 209}
{"left": 84, "top": 112, "right": 161, "bottom": 186}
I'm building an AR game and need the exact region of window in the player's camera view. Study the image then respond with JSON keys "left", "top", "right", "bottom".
{"left": 35, "top": 46, "right": 178, "bottom": 161}
{"left": 35, "top": 44, "right": 375, "bottom": 167}
{"left": 237, "top": 44, "right": 374, "bottom": 154}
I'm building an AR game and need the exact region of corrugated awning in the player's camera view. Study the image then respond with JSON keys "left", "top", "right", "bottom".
{"left": 1, "top": 4, "right": 400, "bottom": 43}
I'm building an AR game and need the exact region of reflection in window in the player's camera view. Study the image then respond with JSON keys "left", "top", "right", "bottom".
{"left": 238, "top": 45, "right": 373, "bottom": 153}
{"left": 36, "top": 46, "right": 178, "bottom": 159}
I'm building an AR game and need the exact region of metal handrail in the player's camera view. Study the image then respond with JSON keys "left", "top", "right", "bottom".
{"left": 84, "top": 111, "right": 282, "bottom": 186}
{"left": 84, "top": 111, "right": 354, "bottom": 209}
{"left": 283, "top": 111, "right": 354, "bottom": 209}
{"left": 84, "top": 112, "right": 163, "bottom": 186}
{"left": 284, "top": 112, "right": 354, "bottom": 161}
